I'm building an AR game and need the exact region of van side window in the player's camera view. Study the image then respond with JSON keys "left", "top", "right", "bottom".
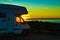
{"left": 0, "top": 13, "right": 6, "bottom": 18}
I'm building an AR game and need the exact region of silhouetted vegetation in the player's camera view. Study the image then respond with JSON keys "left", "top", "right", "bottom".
{"left": 27, "top": 21, "right": 60, "bottom": 34}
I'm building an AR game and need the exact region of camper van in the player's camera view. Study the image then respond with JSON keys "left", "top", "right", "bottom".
{"left": 0, "top": 4, "right": 30, "bottom": 36}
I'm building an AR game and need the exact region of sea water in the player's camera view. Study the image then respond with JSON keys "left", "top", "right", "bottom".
{"left": 27, "top": 19, "right": 60, "bottom": 23}
{"left": 38, "top": 19, "right": 60, "bottom": 23}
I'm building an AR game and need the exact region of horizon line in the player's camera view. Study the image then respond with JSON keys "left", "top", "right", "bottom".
{"left": 27, "top": 18, "right": 60, "bottom": 20}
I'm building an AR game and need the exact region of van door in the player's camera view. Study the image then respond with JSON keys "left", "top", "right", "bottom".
{"left": 7, "top": 12, "right": 14, "bottom": 33}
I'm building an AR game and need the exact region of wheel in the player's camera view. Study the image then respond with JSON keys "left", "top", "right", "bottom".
{"left": 21, "top": 29, "right": 30, "bottom": 36}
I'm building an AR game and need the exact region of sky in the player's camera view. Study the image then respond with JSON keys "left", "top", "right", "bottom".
{"left": 0, "top": 0, "right": 60, "bottom": 19}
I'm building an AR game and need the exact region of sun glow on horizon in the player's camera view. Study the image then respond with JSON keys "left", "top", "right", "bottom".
{"left": 21, "top": 14, "right": 30, "bottom": 21}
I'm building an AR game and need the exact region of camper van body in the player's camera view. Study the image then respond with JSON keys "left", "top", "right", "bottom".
{"left": 0, "top": 4, "right": 30, "bottom": 35}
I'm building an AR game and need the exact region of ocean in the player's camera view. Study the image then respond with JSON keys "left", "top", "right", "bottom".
{"left": 27, "top": 18, "right": 60, "bottom": 23}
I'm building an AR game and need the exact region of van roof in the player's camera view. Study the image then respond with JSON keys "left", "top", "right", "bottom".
{"left": 0, "top": 4, "right": 28, "bottom": 15}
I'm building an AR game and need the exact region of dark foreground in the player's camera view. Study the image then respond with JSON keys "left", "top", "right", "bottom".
{"left": 0, "top": 21, "right": 60, "bottom": 40}
{"left": 0, "top": 32, "right": 60, "bottom": 40}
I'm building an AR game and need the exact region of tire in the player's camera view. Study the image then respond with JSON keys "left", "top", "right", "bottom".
{"left": 21, "top": 29, "right": 30, "bottom": 36}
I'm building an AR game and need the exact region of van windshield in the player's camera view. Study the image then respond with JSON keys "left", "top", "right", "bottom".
{"left": 16, "top": 16, "right": 25, "bottom": 23}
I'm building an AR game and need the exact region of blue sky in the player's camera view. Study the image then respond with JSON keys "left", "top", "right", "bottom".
{"left": 0, "top": 0, "right": 60, "bottom": 6}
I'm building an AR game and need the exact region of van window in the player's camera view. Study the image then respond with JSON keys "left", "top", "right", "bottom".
{"left": 0, "top": 13, "right": 6, "bottom": 18}
{"left": 16, "top": 17, "right": 24, "bottom": 23}
{"left": 16, "top": 17, "right": 26, "bottom": 24}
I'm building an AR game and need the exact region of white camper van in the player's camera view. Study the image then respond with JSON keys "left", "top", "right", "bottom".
{"left": 0, "top": 4, "right": 30, "bottom": 36}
